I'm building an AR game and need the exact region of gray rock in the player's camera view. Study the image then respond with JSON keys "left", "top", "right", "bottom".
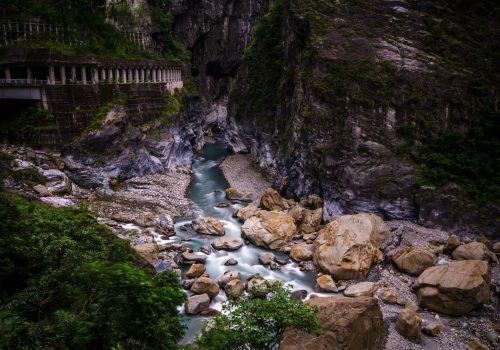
{"left": 185, "top": 293, "right": 210, "bottom": 314}
{"left": 259, "top": 252, "right": 275, "bottom": 265}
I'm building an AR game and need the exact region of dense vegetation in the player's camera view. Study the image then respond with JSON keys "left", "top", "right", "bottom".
{"left": 2, "top": 0, "right": 188, "bottom": 60}
{"left": 195, "top": 282, "right": 320, "bottom": 350}
{"left": 0, "top": 182, "right": 185, "bottom": 349}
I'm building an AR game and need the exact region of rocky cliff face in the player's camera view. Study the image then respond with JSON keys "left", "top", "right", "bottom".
{"left": 225, "top": 0, "right": 500, "bottom": 237}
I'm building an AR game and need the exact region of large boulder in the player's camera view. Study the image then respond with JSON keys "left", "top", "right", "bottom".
{"left": 290, "top": 243, "right": 314, "bottom": 262}
{"left": 133, "top": 243, "right": 159, "bottom": 262}
{"left": 289, "top": 205, "right": 322, "bottom": 234}
{"left": 234, "top": 204, "right": 260, "bottom": 222}
{"left": 344, "top": 282, "right": 378, "bottom": 297}
{"left": 260, "top": 188, "right": 286, "bottom": 211}
{"left": 181, "top": 252, "right": 208, "bottom": 264}
{"left": 218, "top": 270, "right": 241, "bottom": 288}
{"left": 312, "top": 213, "right": 390, "bottom": 280}
{"left": 192, "top": 217, "right": 225, "bottom": 236}
{"left": 395, "top": 307, "right": 422, "bottom": 343}
{"left": 412, "top": 260, "right": 490, "bottom": 315}
{"left": 241, "top": 211, "right": 297, "bottom": 249}
{"left": 226, "top": 187, "right": 255, "bottom": 201}
{"left": 158, "top": 213, "right": 175, "bottom": 232}
{"left": 452, "top": 242, "right": 491, "bottom": 261}
{"left": 185, "top": 293, "right": 210, "bottom": 314}
{"left": 316, "top": 275, "right": 338, "bottom": 293}
{"left": 191, "top": 277, "right": 220, "bottom": 299}
{"left": 211, "top": 237, "right": 243, "bottom": 251}
{"left": 186, "top": 263, "right": 206, "bottom": 278}
{"left": 40, "top": 168, "right": 72, "bottom": 194}
{"left": 225, "top": 279, "right": 245, "bottom": 298}
{"left": 392, "top": 247, "right": 437, "bottom": 276}
{"left": 280, "top": 297, "right": 383, "bottom": 350}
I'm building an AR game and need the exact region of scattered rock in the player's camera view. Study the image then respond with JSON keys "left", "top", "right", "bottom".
{"left": 452, "top": 242, "right": 491, "bottom": 261}
{"left": 226, "top": 187, "right": 254, "bottom": 201}
{"left": 422, "top": 322, "right": 443, "bottom": 337}
{"left": 260, "top": 188, "right": 286, "bottom": 211}
{"left": 158, "top": 213, "right": 174, "bottom": 232}
{"left": 259, "top": 252, "right": 275, "bottom": 265}
{"left": 290, "top": 243, "right": 314, "bottom": 262}
{"left": 181, "top": 252, "right": 208, "bottom": 264}
{"left": 241, "top": 211, "right": 297, "bottom": 249}
{"left": 225, "top": 279, "right": 245, "bottom": 298}
{"left": 186, "top": 263, "right": 206, "bottom": 279}
{"left": 200, "top": 244, "right": 212, "bottom": 255}
{"left": 234, "top": 204, "right": 260, "bottom": 222}
{"left": 492, "top": 242, "right": 500, "bottom": 254}
{"left": 133, "top": 243, "right": 159, "bottom": 262}
{"left": 316, "top": 275, "right": 338, "bottom": 292}
{"left": 40, "top": 196, "right": 75, "bottom": 207}
{"left": 185, "top": 293, "right": 210, "bottom": 315}
{"left": 344, "top": 282, "right": 378, "bottom": 297}
{"left": 378, "top": 288, "right": 398, "bottom": 304}
{"left": 313, "top": 213, "right": 389, "bottom": 280}
{"left": 468, "top": 340, "right": 491, "bottom": 350}
{"left": 224, "top": 258, "right": 238, "bottom": 266}
{"left": 211, "top": 237, "right": 243, "bottom": 251}
{"left": 192, "top": 217, "right": 225, "bottom": 235}
{"left": 413, "top": 260, "right": 490, "bottom": 315}
{"left": 215, "top": 202, "right": 230, "bottom": 208}
{"left": 181, "top": 279, "right": 195, "bottom": 289}
{"left": 392, "top": 246, "right": 437, "bottom": 276}
{"left": 292, "top": 290, "right": 308, "bottom": 300}
{"left": 218, "top": 270, "right": 240, "bottom": 288}
{"left": 280, "top": 297, "right": 383, "bottom": 350}
{"left": 40, "top": 168, "right": 71, "bottom": 194}
{"left": 191, "top": 277, "right": 220, "bottom": 299}
{"left": 33, "top": 184, "right": 50, "bottom": 196}
{"left": 444, "top": 235, "right": 461, "bottom": 255}
{"left": 395, "top": 307, "right": 422, "bottom": 344}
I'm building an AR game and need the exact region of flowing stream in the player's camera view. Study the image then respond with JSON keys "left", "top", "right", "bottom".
{"left": 168, "top": 143, "right": 318, "bottom": 342}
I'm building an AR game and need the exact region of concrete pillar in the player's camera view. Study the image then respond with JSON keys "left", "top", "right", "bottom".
{"left": 101, "top": 68, "right": 106, "bottom": 82}
{"left": 128, "top": 69, "right": 133, "bottom": 82}
{"left": 157, "top": 69, "right": 162, "bottom": 82}
{"left": 27, "top": 67, "right": 32, "bottom": 80}
{"left": 49, "top": 66, "right": 55, "bottom": 84}
{"left": 81, "top": 66, "right": 87, "bottom": 84}
{"left": 93, "top": 68, "right": 99, "bottom": 83}
{"left": 163, "top": 69, "right": 167, "bottom": 82}
{"left": 114, "top": 68, "right": 119, "bottom": 83}
{"left": 4, "top": 67, "right": 10, "bottom": 80}
{"left": 61, "top": 66, "right": 66, "bottom": 84}
{"left": 71, "top": 66, "right": 76, "bottom": 82}
{"left": 152, "top": 68, "right": 157, "bottom": 82}
{"left": 140, "top": 68, "right": 145, "bottom": 82}
{"left": 122, "top": 68, "right": 127, "bottom": 83}
{"left": 146, "top": 69, "right": 150, "bottom": 82}
{"left": 134, "top": 68, "right": 139, "bottom": 82}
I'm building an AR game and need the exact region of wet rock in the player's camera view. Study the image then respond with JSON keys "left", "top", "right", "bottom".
{"left": 181, "top": 252, "right": 208, "bottom": 264}
{"left": 133, "top": 243, "right": 159, "bottom": 262}
{"left": 444, "top": 235, "right": 461, "bottom": 255}
{"left": 241, "top": 211, "right": 297, "bottom": 249}
{"left": 260, "top": 188, "right": 286, "bottom": 211}
{"left": 392, "top": 246, "right": 437, "bottom": 276}
{"left": 234, "top": 204, "right": 260, "bottom": 222}
{"left": 215, "top": 202, "right": 231, "bottom": 208}
{"left": 185, "top": 293, "right": 210, "bottom": 315}
{"left": 211, "top": 237, "right": 243, "bottom": 251}
{"left": 133, "top": 212, "right": 156, "bottom": 227}
{"left": 280, "top": 297, "right": 383, "bottom": 350}
{"left": 413, "top": 260, "right": 490, "bottom": 315}
{"left": 292, "top": 290, "right": 308, "bottom": 300}
{"left": 452, "top": 242, "right": 491, "bottom": 261}
{"left": 199, "top": 308, "right": 219, "bottom": 317}
{"left": 158, "top": 213, "right": 174, "bottom": 231}
{"left": 218, "top": 270, "right": 241, "bottom": 288}
{"left": 290, "top": 243, "right": 314, "bottom": 262}
{"left": 186, "top": 263, "right": 206, "bottom": 278}
{"left": 344, "top": 282, "right": 378, "bottom": 297}
{"left": 192, "top": 217, "right": 225, "bottom": 235}
{"left": 191, "top": 277, "right": 220, "bottom": 299}
{"left": 226, "top": 187, "right": 254, "bottom": 201}
{"left": 259, "top": 252, "right": 275, "bottom": 265}
{"left": 313, "top": 213, "right": 389, "bottom": 280}
{"left": 316, "top": 275, "right": 338, "bottom": 293}
{"left": 395, "top": 307, "right": 422, "bottom": 343}
{"left": 181, "top": 279, "right": 195, "bottom": 289}
{"left": 378, "top": 288, "right": 398, "bottom": 304}
{"left": 225, "top": 279, "right": 245, "bottom": 298}
{"left": 276, "top": 258, "right": 288, "bottom": 265}
{"left": 224, "top": 258, "right": 238, "bottom": 265}
{"left": 200, "top": 244, "right": 212, "bottom": 255}
{"left": 422, "top": 322, "right": 443, "bottom": 337}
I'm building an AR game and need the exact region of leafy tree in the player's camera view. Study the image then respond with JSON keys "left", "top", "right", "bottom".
{"left": 195, "top": 282, "right": 320, "bottom": 350}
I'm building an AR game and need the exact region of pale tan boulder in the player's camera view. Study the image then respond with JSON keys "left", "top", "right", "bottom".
{"left": 241, "top": 211, "right": 296, "bottom": 249}
{"left": 290, "top": 243, "right": 314, "bottom": 262}
{"left": 225, "top": 279, "right": 245, "bottom": 298}
{"left": 186, "top": 263, "right": 206, "bottom": 279}
{"left": 192, "top": 217, "right": 225, "bottom": 236}
{"left": 280, "top": 297, "right": 383, "bottom": 350}
{"left": 392, "top": 246, "right": 437, "bottom": 276}
{"left": 452, "top": 242, "right": 491, "bottom": 261}
{"left": 344, "top": 282, "right": 378, "bottom": 297}
{"left": 185, "top": 294, "right": 210, "bottom": 315}
{"left": 226, "top": 187, "right": 255, "bottom": 201}
{"left": 211, "top": 237, "right": 243, "bottom": 251}
{"left": 312, "top": 213, "right": 389, "bottom": 279}
{"left": 412, "top": 260, "right": 490, "bottom": 315}
{"left": 315, "top": 275, "right": 338, "bottom": 292}
{"left": 191, "top": 277, "right": 220, "bottom": 299}
{"left": 395, "top": 307, "right": 422, "bottom": 343}
{"left": 218, "top": 270, "right": 241, "bottom": 288}
{"left": 234, "top": 204, "right": 260, "bottom": 222}
{"left": 133, "top": 243, "right": 159, "bottom": 262}
{"left": 260, "top": 188, "right": 286, "bottom": 211}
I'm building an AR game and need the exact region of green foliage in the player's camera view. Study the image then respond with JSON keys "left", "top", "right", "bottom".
{"left": 195, "top": 283, "right": 320, "bottom": 350}
{"left": 0, "top": 190, "right": 186, "bottom": 349}
{"left": 85, "top": 93, "right": 128, "bottom": 133}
